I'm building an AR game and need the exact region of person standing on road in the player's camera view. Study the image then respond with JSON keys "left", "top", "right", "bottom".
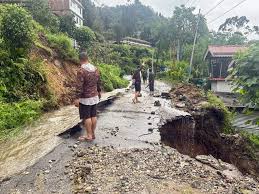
{"left": 74, "top": 52, "right": 101, "bottom": 141}
{"left": 148, "top": 68, "right": 155, "bottom": 96}
{"left": 142, "top": 68, "right": 147, "bottom": 84}
{"left": 132, "top": 66, "right": 142, "bottom": 103}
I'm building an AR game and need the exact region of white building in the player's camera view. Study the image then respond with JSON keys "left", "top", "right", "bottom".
{"left": 49, "top": 0, "right": 83, "bottom": 27}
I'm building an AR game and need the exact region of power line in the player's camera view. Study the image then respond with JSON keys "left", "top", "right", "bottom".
{"left": 204, "top": 0, "right": 226, "bottom": 16}
{"left": 193, "top": 0, "right": 201, "bottom": 7}
{"left": 208, "top": 0, "right": 249, "bottom": 24}
{"left": 189, "top": 9, "right": 201, "bottom": 80}
{"left": 189, "top": 0, "right": 199, "bottom": 7}
{"left": 185, "top": 0, "right": 191, "bottom": 6}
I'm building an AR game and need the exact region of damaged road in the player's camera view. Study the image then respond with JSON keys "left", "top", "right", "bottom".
{"left": 0, "top": 82, "right": 258, "bottom": 194}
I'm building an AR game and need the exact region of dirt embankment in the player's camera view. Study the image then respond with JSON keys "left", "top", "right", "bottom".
{"left": 161, "top": 83, "right": 259, "bottom": 177}
{"left": 31, "top": 40, "right": 79, "bottom": 106}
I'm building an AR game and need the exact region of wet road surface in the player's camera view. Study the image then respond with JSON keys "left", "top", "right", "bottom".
{"left": 0, "top": 82, "right": 174, "bottom": 193}
{"left": 1, "top": 82, "right": 258, "bottom": 194}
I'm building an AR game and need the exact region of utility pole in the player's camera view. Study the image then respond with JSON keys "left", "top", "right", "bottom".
{"left": 177, "top": 40, "right": 180, "bottom": 61}
{"left": 152, "top": 51, "right": 154, "bottom": 73}
{"left": 189, "top": 9, "right": 201, "bottom": 81}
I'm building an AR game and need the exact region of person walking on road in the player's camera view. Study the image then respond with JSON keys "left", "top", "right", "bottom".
{"left": 132, "top": 66, "right": 142, "bottom": 103}
{"left": 74, "top": 52, "right": 101, "bottom": 141}
{"left": 148, "top": 68, "right": 155, "bottom": 96}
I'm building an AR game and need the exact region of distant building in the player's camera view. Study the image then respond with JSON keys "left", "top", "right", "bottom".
{"left": 121, "top": 37, "right": 152, "bottom": 48}
{"left": 0, "top": 0, "right": 28, "bottom": 6}
{"left": 49, "top": 0, "right": 83, "bottom": 27}
{"left": 0, "top": 0, "right": 84, "bottom": 27}
{"left": 204, "top": 45, "right": 247, "bottom": 93}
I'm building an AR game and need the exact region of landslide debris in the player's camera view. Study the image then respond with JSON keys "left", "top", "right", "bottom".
{"left": 67, "top": 145, "right": 258, "bottom": 194}
{"left": 170, "top": 83, "right": 207, "bottom": 111}
{"left": 165, "top": 83, "right": 259, "bottom": 177}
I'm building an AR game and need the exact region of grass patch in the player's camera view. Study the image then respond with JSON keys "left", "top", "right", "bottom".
{"left": 240, "top": 132, "right": 259, "bottom": 149}
{"left": 204, "top": 91, "right": 234, "bottom": 134}
{"left": 34, "top": 41, "right": 53, "bottom": 56}
{"left": 46, "top": 33, "right": 78, "bottom": 61}
{"left": 0, "top": 100, "right": 43, "bottom": 141}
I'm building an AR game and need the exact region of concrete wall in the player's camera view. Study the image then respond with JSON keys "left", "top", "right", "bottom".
{"left": 211, "top": 80, "right": 233, "bottom": 93}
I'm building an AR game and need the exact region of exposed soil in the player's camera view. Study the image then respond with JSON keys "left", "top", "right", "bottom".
{"left": 170, "top": 83, "right": 207, "bottom": 111}
{"left": 161, "top": 84, "right": 259, "bottom": 177}
{"left": 31, "top": 42, "right": 80, "bottom": 106}
{"left": 44, "top": 60, "right": 78, "bottom": 106}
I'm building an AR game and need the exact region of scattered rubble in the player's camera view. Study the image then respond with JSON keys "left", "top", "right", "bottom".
{"left": 170, "top": 83, "right": 206, "bottom": 111}
{"left": 68, "top": 146, "right": 259, "bottom": 194}
{"left": 154, "top": 100, "right": 161, "bottom": 107}
{"left": 163, "top": 83, "right": 259, "bottom": 177}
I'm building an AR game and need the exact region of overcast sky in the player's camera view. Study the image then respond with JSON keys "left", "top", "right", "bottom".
{"left": 96, "top": 0, "right": 258, "bottom": 35}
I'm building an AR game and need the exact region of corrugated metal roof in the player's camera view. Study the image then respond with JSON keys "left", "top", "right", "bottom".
{"left": 204, "top": 45, "right": 247, "bottom": 59}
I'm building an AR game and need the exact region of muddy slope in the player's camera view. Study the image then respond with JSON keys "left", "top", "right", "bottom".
{"left": 31, "top": 39, "right": 80, "bottom": 107}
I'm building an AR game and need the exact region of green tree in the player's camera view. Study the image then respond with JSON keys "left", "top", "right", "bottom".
{"left": 219, "top": 16, "right": 259, "bottom": 35}
{"left": 59, "top": 14, "right": 76, "bottom": 38}
{"left": 27, "top": 0, "right": 59, "bottom": 32}
{"left": 81, "top": 0, "right": 97, "bottom": 28}
{"left": 230, "top": 43, "right": 259, "bottom": 107}
{"left": 81, "top": 0, "right": 167, "bottom": 42}
{"left": 228, "top": 32, "right": 247, "bottom": 45}
{"left": 74, "top": 26, "right": 96, "bottom": 49}
{"left": 170, "top": 5, "right": 209, "bottom": 60}
{"left": 211, "top": 16, "right": 259, "bottom": 45}
{"left": 0, "top": 5, "right": 34, "bottom": 56}
{"left": 183, "top": 37, "right": 209, "bottom": 78}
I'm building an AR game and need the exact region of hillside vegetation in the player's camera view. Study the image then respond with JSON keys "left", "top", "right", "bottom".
{"left": 0, "top": 4, "right": 135, "bottom": 140}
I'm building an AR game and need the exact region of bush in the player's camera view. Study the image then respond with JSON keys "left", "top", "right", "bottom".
{"left": 157, "top": 61, "right": 189, "bottom": 83}
{"left": 240, "top": 132, "right": 259, "bottom": 149}
{"left": 46, "top": 33, "right": 78, "bottom": 61}
{"left": 0, "top": 100, "right": 43, "bottom": 140}
{"left": 0, "top": 55, "right": 47, "bottom": 102}
{"left": 98, "top": 64, "right": 129, "bottom": 92}
{"left": 59, "top": 14, "right": 76, "bottom": 37}
{"left": 27, "top": 0, "right": 59, "bottom": 32}
{"left": 0, "top": 5, "right": 34, "bottom": 56}
{"left": 74, "top": 26, "right": 96, "bottom": 49}
{"left": 230, "top": 43, "right": 259, "bottom": 108}
{"left": 0, "top": 5, "right": 8, "bottom": 24}
{"left": 205, "top": 91, "right": 234, "bottom": 134}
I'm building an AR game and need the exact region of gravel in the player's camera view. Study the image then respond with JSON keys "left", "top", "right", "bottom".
{"left": 68, "top": 145, "right": 259, "bottom": 194}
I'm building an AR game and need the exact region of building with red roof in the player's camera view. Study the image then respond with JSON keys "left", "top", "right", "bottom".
{"left": 204, "top": 45, "right": 247, "bottom": 93}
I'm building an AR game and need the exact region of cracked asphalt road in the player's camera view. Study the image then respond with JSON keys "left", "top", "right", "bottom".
{"left": 0, "top": 82, "right": 173, "bottom": 194}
